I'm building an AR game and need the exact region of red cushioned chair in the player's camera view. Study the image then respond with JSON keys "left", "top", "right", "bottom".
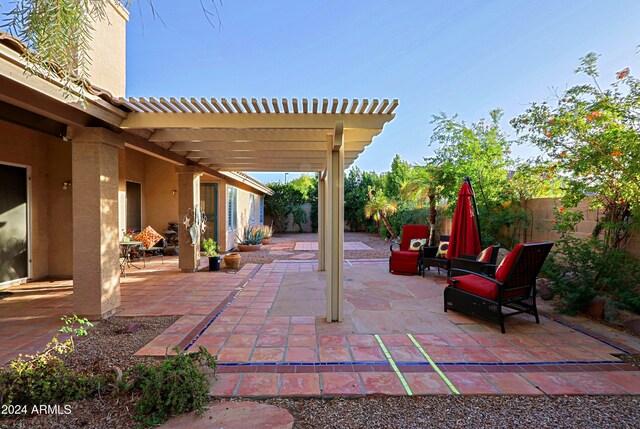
{"left": 444, "top": 242, "right": 553, "bottom": 333}
{"left": 389, "top": 224, "right": 430, "bottom": 275}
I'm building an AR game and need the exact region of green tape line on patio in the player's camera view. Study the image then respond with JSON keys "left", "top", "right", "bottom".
{"left": 406, "top": 333, "right": 460, "bottom": 395}
{"left": 373, "top": 334, "right": 414, "bottom": 396}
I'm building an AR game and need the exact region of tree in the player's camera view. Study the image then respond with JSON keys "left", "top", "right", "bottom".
{"left": 344, "top": 167, "right": 382, "bottom": 231}
{"left": 263, "top": 183, "right": 304, "bottom": 233}
{"left": 513, "top": 53, "right": 640, "bottom": 314}
{"left": 512, "top": 53, "right": 640, "bottom": 250}
{"left": 426, "top": 109, "right": 517, "bottom": 245}
{"left": 1, "top": 1, "right": 222, "bottom": 96}
{"left": 383, "top": 154, "right": 411, "bottom": 199}
{"left": 364, "top": 187, "right": 398, "bottom": 240}
{"left": 401, "top": 166, "right": 444, "bottom": 245}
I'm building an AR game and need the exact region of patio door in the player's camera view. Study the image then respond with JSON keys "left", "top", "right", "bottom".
{"left": 200, "top": 183, "right": 218, "bottom": 245}
{"left": 0, "top": 162, "right": 30, "bottom": 283}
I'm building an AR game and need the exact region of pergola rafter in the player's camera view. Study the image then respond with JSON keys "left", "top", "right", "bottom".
{"left": 114, "top": 96, "right": 397, "bottom": 322}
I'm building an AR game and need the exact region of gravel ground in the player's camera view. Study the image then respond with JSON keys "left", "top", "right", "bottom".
{"left": 263, "top": 396, "right": 640, "bottom": 429}
{"left": 620, "top": 353, "right": 640, "bottom": 368}
{"left": 231, "top": 232, "right": 391, "bottom": 268}
{"left": 1, "top": 316, "right": 178, "bottom": 429}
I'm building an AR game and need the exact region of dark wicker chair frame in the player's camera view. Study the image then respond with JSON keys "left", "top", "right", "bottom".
{"left": 444, "top": 242, "right": 553, "bottom": 333}
{"left": 449, "top": 244, "right": 501, "bottom": 277}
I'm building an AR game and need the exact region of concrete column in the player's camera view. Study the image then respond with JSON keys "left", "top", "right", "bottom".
{"left": 177, "top": 166, "right": 203, "bottom": 272}
{"left": 326, "top": 124, "right": 345, "bottom": 322}
{"left": 70, "top": 127, "right": 124, "bottom": 319}
{"left": 317, "top": 173, "right": 326, "bottom": 272}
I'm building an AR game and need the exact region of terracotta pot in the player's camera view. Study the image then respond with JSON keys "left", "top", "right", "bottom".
{"left": 238, "top": 244, "right": 262, "bottom": 252}
{"left": 261, "top": 238, "right": 272, "bottom": 245}
{"left": 223, "top": 253, "right": 241, "bottom": 268}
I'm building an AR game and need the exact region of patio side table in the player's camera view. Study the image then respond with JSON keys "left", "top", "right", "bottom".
{"left": 119, "top": 241, "right": 142, "bottom": 277}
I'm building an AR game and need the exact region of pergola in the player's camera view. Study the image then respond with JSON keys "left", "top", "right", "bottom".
{"left": 116, "top": 97, "right": 397, "bottom": 322}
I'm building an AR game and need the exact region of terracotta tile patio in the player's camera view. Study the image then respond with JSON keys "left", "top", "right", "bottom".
{"left": 2, "top": 256, "right": 640, "bottom": 398}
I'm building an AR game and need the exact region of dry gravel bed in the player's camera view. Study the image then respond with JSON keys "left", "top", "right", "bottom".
{"left": 264, "top": 396, "right": 640, "bottom": 429}
{"left": 1, "top": 316, "right": 178, "bottom": 429}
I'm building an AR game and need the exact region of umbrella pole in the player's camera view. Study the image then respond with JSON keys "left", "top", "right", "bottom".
{"left": 465, "top": 177, "right": 482, "bottom": 245}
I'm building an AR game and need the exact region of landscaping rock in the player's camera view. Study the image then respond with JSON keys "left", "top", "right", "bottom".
{"left": 587, "top": 296, "right": 606, "bottom": 319}
{"left": 604, "top": 300, "right": 620, "bottom": 324}
{"left": 119, "top": 322, "right": 141, "bottom": 334}
{"left": 623, "top": 319, "right": 640, "bottom": 336}
{"left": 158, "top": 401, "right": 294, "bottom": 429}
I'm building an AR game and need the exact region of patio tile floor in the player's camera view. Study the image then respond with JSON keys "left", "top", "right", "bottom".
{"left": 2, "top": 257, "right": 640, "bottom": 398}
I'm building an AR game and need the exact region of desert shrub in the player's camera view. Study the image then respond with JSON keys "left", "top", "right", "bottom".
{"left": 541, "top": 208, "right": 640, "bottom": 314}
{"left": 123, "top": 346, "right": 216, "bottom": 428}
{"left": 0, "top": 315, "right": 106, "bottom": 407}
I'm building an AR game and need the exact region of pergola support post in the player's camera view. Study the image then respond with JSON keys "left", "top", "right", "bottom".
{"left": 317, "top": 172, "right": 326, "bottom": 272}
{"left": 176, "top": 166, "right": 203, "bottom": 272}
{"left": 69, "top": 127, "right": 123, "bottom": 319}
{"left": 326, "top": 123, "right": 344, "bottom": 322}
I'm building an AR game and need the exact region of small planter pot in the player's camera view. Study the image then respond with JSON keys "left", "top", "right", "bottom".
{"left": 261, "top": 238, "right": 272, "bottom": 245}
{"left": 223, "top": 253, "right": 241, "bottom": 269}
{"left": 237, "top": 244, "right": 262, "bottom": 252}
{"left": 208, "top": 256, "right": 221, "bottom": 272}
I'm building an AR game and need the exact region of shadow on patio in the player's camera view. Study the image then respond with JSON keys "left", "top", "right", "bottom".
{"left": 2, "top": 258, "right": 640, "bottom": 397}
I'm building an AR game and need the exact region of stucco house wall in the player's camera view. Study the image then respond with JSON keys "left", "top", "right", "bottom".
{"left": 225, "top": 185, "right": 264, "bottom": 251}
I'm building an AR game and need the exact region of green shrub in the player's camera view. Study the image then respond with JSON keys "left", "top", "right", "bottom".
{"left": 541, "top": 209, "right": 640, "bottom": 314}
{"left": 0, "top": 315, "right": 106, "bottom": 407}
{"left": 123, "top": 346, "right": 216, "bottom": 428}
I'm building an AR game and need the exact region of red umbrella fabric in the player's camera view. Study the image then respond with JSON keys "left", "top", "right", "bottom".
{"left": 446, "top": 179, "right": 482, "bottom": 260}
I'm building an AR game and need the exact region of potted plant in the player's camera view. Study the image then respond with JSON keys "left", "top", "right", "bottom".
{"left": 202, "top": 238, "right": 220, "bottom": 271}
{"left": 223, "top": 252, "right": 241, "bottom": 268}
{"left": 236, "top": 226, "right": 264, "bottom": 252}
{"left": 253, "top": 224, "right": 273, "bottom": 245}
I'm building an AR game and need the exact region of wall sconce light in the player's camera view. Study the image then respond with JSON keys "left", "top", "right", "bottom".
{"left": 62, "top": 180, "right": 72, "bottom": 190}
{"left": 171, "top": 190, "right": 177, "bottom": 196}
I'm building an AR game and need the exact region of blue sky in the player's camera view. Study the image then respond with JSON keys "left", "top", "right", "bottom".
{"left": 41, "top": 2, "right": 640, "bottom": 183}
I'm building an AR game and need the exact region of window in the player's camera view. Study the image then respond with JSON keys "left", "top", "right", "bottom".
{"left": 259, "top": 196, "right": 264, "bottom": 224}
{"left": 249, "top": 194, "right": 256, "bottom": 226}
{"left": 126, "top": 181, "right": 142, "bottom": 232}
{"left": 227, "top": 187, "right": 237, "bottom": 230}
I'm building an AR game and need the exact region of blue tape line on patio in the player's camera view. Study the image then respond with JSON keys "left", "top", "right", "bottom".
{"left": 215, "top": 359, "right": 624, "bottom": 367}
{"left": 183, "top": 264, "right": 263, "bottom": 352}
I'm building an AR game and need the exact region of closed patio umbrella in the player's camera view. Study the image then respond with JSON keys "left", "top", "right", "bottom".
{"left": 446, "top": 177, "right": 482, "bottom": 260}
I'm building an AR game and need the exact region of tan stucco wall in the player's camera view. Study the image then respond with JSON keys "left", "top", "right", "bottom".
{"left": 0, "top": 120, "right": 74, "bottom": 280}
{"left": 225, "top": 186, "right": 263, "bottom": 251}
{"left": 46, "top": 139, "right": 73, "bottom": 277}
{"left": 143, "top": 156, "right": 179, "bottom": 235}
{"left": 86, "top": 1, "right": 128, "bottom": 96}
{"left": 527, "top": 197, "right": 639, "bottom": 258}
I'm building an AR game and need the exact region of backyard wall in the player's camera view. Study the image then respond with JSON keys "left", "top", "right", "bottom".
{"left": 264, "top": 202, "right": 313, "bottom": 233}
{"left": 524, "top": 197, "right": 640, "bottom": 258}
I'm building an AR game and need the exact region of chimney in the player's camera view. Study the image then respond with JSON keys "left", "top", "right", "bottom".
{"left": 85, "top": 1, "right": 129, "bottom": 97}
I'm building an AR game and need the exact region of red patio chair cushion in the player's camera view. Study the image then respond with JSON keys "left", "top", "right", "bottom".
{"left": 476, "top": 246, "right": 493, "bottom": 263}
{"left": 389, "top": 250, "right": 420, "bottom": 275}
{"left": 453, "top": 274, "right": 497, "bottom": 300}
{"left": 452, "top": 273, "right": 527, "bottom": 300}
{"left": 495, "top": 244, "right": 524, "bottom": 283}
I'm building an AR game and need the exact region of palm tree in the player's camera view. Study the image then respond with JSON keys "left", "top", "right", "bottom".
{"left": 364, "top": 187, "right": 399, "bottom": 240}
{"left": 401, "top": 166, "right": 443, "bottom": 245}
